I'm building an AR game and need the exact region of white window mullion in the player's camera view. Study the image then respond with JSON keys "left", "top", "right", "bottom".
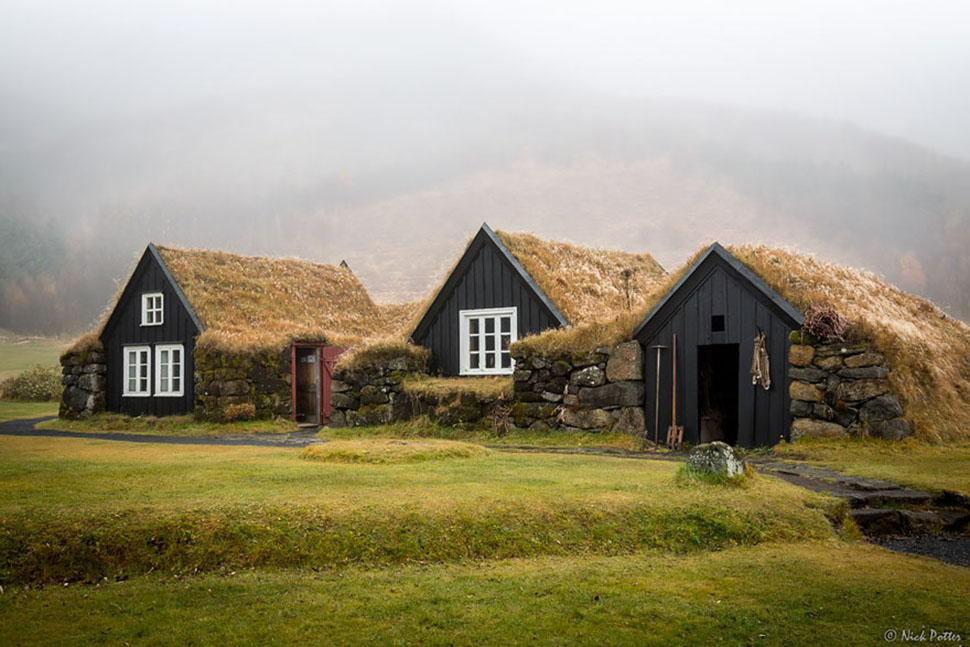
{"left": 459, "top": 307, "right": 517, "bottom": 376}
{"left": 123, "top": 345, "right": 152, "bottom": 397}
{"left": 155, "top": 344, "right": 185, "bottom": 397}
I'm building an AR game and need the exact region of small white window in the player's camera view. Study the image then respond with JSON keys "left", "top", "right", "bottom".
{"left": 459, "top": 307, "right": 517, "bottom": 375}
{"left": 142, "top": 292, "right": 164, "bottom": 326}
{"left": 123, "top": 346, "right": 151, "bottom": 397}
{"left": 155, "top": 344, "right": 184, "bottom": 397}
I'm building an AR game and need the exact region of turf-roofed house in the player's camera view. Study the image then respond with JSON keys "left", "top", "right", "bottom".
{"left": 59, "top": 243, "right": 385, "bottom": 424}
{"left": 632, "top": 243, "right": 804, "bottom": 447}
{"left": 410, "top": 223, "right": 666, "bottom": 376}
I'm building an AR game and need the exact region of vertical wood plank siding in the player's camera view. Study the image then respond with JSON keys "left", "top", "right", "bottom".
{"left": 637, "top": 264, "right": 796, "bottom": 447}
{"left": 415, "top": 240, "right": 559, "bottom": 375}
{"left": 101, "top": 252, "right": 200, "bottom": 416}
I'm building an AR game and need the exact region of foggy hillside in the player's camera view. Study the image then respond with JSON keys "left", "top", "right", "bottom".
{"left": 2, "top": 5, "right": 969, "bottom": 334}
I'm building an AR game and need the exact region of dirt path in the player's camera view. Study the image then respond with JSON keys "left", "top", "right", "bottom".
{"left": 0, "top": 416, "right": 326, "bottom": 447}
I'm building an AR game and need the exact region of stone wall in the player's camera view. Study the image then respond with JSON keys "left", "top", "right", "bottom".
{"left": 788, "top": 341, "right": 910, "bottom": 441}
{"left": 509, "top": 341, "right": 646, "bottom": 433}
{"left": 329, "top": 353, "right": 430, "bottom": 427}
{"left": 193, "top": 347, "right": 291, "bottom": 421}
{"left": 59, "top": 345, "right": 107, "bottom": 419}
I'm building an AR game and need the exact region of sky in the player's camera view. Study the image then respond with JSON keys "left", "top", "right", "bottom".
{"left": 2, "top": 0, "right": 968, "bottom": 158}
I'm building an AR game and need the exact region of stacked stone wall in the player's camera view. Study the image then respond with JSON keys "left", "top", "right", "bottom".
{"left": 59, "top": 346, "right": 107, "bottom": 419}
{"left": 788, "top": 341, "right": 910, "bottom": 440}
{"left": 193, "top": 348, "right": 291, "bottom": 421}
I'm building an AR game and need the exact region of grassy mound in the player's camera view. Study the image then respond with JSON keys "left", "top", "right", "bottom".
{"left": 0, "top": 436, "right": 840, "bottom": 585}
{"left": 300, "top": 439, "right": 488, "bottom": 464}
{"left": 4, "top": 543, "right": 968, "bottom": 646}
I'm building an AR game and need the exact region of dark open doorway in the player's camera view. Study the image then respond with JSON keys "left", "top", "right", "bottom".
{"left": 698, "top": 344, "right": 739, "bottom": 445}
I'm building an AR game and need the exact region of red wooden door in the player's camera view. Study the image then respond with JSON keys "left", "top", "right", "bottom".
{"left": 320, "top": 347, "right": 346, "bottom": 424}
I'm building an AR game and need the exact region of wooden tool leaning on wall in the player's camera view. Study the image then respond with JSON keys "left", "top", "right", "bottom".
{"left": 666, "top": 334, "right": 685, "bottom": 450}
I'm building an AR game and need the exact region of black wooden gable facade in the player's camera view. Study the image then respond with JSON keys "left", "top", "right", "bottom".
{"left": 634, "top": 243, "right": 803, "bottom": 447}
{"left": 100, "top": 244, "right": 203, "bottom": 417}
{"left": 411, "top": 224, "right": 568, "bottom": 376}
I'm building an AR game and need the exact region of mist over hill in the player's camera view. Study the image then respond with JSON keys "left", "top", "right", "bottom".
{"left": 2, "top": 16, "right": 969, "bottom": 334}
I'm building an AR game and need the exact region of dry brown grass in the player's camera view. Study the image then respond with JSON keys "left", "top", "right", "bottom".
{"left": 299, "top": 438, "right": 488, "bottom": 464}
{"left": 334, "top": 340, "right": 431, "bottom": 374}
{"left": 402, "top": 376, "right": 513, "bottom": 400}
{"left": 511, "top": 248, "right": 706, "bottom": 356}
{"left": 495, "top": 230, "right": 666, "bottom": 325}
{"left": 156, "top": 246, "right": 384, "bottom": 352}
{"left": 730, "top": 245, "right": 970, "bottom": 443}
{"left": 61, "top": 332, "right": 102, "bottom": 359}
{"left": 376, "top": 301, "right": 424, "bottom": 338}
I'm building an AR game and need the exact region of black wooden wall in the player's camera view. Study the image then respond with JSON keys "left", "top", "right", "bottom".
{"left": 636, "top": 263, "right": 795, "bottom": 447}
{"left": 101, "top": 249, "right": 201, "bottom": 416}
{"left": 413, "top": 237, "right": 562, "bottom": 376}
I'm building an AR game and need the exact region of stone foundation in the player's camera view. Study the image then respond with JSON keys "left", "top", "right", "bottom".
{"left": 788, "top": 340, "right": 910, "bottom": 440}
{"left": 508, "top": 341, "right": 645, "bottom": 433}
{"left": 193, "top": 347, "right": 291, "bottom": 421}
{"left": 59, "top": 345, "right": 107, "bottom": 419}
{"left": 329, "top": 341, "right": 648, "bottom": 435}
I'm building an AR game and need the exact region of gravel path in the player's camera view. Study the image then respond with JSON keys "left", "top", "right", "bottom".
{"left": 0, "top": 416, "right": 326, "bottom": 447}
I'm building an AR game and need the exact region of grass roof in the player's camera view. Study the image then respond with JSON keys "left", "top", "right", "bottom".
{"left": 495, "top": 230, "right": 666, "bottom": 325}
{"left": 514, "top": 244, "right": 970, "bottom": 443}
{"left": 155, "top": 246, "right": 384, "bottom": 352}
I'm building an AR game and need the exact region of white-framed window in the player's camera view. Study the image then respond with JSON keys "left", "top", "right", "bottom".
{"left": 123, "top": 346, "right": 152, "bottom": 397}
{"left": 155, "top": 344, "right": 185, "bottom": 397}
{"left": 141, "top": 292, "right": 164, "bottom": 326}
{"left": 459, "top": 307, "right": 517, "bottom": 375}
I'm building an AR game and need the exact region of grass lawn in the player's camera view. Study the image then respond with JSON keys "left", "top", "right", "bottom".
{"left": 35, "top": 412, "right": 299, "bottom": 436}
{"left": 0, "top": 399, "right": 58, "bottom": 422}
{"left": 0, "top": 435, "right": 840, "bottom": 584}
{"left": 320, "top": 420, "right": 647, "bottom": 450}
{"left": 775, "top": 438, "right": 970, "bottom": 497}
{"left": 0, "top": 337, "right": 66, "bottom": 382}
{"left": 1, "top": 541, "right": 967, "bottom": 646}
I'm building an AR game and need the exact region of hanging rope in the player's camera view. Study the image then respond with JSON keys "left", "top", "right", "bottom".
{"left": 751, "top": 332, "right": 771, "bottom": 390}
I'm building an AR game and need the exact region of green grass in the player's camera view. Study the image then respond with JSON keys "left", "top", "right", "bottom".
{"left": 1, "top": 541, "right": 967, "bottom": 646}
{"left": 321, "top": 420, "right": 647, "bottom": 451}
{"left": 35, "top": 413, "right": 299, "bottom": 436}
{"left": 0, "top": 435, "right": 838, "bottom": 584}
{"left": 300, "top": 438, "right": 489, "bottom": 464}
{"left": 0, "top": 399, "right": 58, "bottom": 422}
{"left": 775, "top": 437, "right": 970, "bottom": 496}
{"left": 0, "top": 338, "right": 66, "bottom": 382}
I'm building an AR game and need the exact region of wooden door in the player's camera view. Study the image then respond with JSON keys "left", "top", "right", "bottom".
{"left": 320, "top": 347, "right": 346, "bottom": 424}
{"left": 294, "top": 347, "right": 320, "bottom": 424}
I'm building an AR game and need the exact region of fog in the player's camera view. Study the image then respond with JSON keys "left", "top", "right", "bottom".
{"left": 2, "top": 0, "right": 970, "bottom": 333}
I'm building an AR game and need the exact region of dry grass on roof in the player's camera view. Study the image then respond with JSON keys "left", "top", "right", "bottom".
{"left": 156, "top": 246, "right": 383, "bottom": 352}
{"left": 511, "top": 247, "right": 706, "bottom": 357}
{"left": 495, "top": 230, "right": 666, "bottom": 325}
{"left": 376, "top": 301, "right": 424, "bottom": 339}
{"left": 730, "top": 245, "right": 970, "bottom": 444}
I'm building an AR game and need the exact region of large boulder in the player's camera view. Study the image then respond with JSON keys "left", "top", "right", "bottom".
{"left": 570, "top": 366, "right": 606, "bottom": 387}
{"left": 605, "top": 342, "right": 644, "bottom": 381}
{"left": 859, "top": 395, "right": 904, "bottom": 422}
{"left": 788, "top": 344, "right": 815, "bottom": 367}
{"left": 578, "top": 381, "right": 644, "bottom": 409}
{"left": 613, "top": 407, "right": 646, "bottom": 435}
{"left": 559, "top": 407, "right": 613, "bottom": 430}
{"left": 838, "top": 379, "right": 891, "bottom": 403}
{"left": 686, "top": 441, "right": 746, "bottom": 478}
{"left": 790, "top": 418, "right": 847, "bottom": 441}
{"left": 789, "top": 381, "right": 823, "bottom": 403}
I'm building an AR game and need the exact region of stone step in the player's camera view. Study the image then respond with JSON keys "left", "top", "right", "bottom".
{"left": 849, "top": 508, "right": 970, "bottom": 535}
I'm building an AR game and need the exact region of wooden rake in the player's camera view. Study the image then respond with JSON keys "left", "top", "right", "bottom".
{"left": 666, "top": 334, "right": 684, "bottom": 450}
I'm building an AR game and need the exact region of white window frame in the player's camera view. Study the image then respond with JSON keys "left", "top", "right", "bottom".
{"left": 154, "top": 344, "right": 185, "bottom": 397}
{"left": 141, "top": 292, "right": 164, "bottom": 326}
{"left": 123, "top": 345, "right": 152, "bottom": 397}
{"left": 459, "top": 307, "right": 517, "bottom": 376}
